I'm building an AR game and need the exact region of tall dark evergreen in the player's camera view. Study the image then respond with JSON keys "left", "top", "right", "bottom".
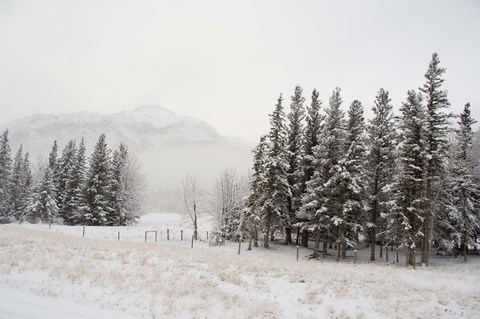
{"left": 11, "top": 146, "right": 32, "bottom": 221}
{"left": 56, "top": 140, "right": 77, "bottom": 220}
{"left": 63, "top": 138, "right": 87, "bottom": 225}
{"left": 285, "top": 85, "right": 305, "bottom": 244}
{"left": 365, "top": 88, "right": 396, "bottom": 261}
{"left": 26, "top": 166, "right": 58, "bottom": 224}
{"left": 389, "top": 90, "right": 426, "bottom": 266}
{"left": 111, "top": 143, "right": 129, "bottom": 226}
{"left": 445, "top": 103, "right": 479, "bottom": 261}
{"left": 83, "top": 134, "right": 113, "bottom": 226}
{"left": 0, "top": 130, "right": 13, "bottom": 223}
{"left": 419, "top": 53, "right": 451, "bottom": 266}
{"left": 240, "top": 135, "right": 268, "bottom": 249}
{"left": 300, "top": 88, "right": 347, "bottom": 258}
{"left": 262, "top": 94, "right": 290, "bottom": 248}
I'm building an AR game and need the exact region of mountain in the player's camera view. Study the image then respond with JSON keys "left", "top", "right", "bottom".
{"left": 2, "top": 106, "right": 254, "bottom": 192}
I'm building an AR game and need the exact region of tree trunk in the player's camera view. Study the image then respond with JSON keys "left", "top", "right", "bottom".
{"left": 312, "top": 227, "right": 320, "bottom": 259}
{"left": 341, "top": 242, "right": 346, "bottom": 259}
{"left": 322, "top": 239, "right": 327, "bottom": 257}
{"left": 285, "top": 226, "right": 292, "bottom": 245}
{"left": 336, "top": 243, "right": 341, "bottom": 262}
{"left": 301, "top": 228, "right": 309, "bottom": 248}
{"left": 295, "top": 227, "right": 300, "bottom": 246}
{"left": 253, "top": 226, "right": 259, "bottom": 247}
{"left": 379, "top": 241, "right": 383, "bottom": 258}
{"left": 248, "top": 229, "right": 253, "bottom": 250}
{"left": 370, "top": 232, "right": 375, "bottom": 261}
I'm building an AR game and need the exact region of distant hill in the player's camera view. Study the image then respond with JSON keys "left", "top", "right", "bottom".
{"left": 2, "top": 105, "right": 254, "bottom": 191}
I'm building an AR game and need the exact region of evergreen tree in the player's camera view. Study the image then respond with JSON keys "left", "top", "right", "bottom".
{"left": 333, "top": 100, "right": 366, "bottom": 258}
{"left": 365, "top": 88, "right": 396, "bottom": 261}
{"left": 83, "top": 134, "right": 113, "bottom": 226}
{"left": 0, "top": 130, "right": 13, "bottom": 223}
{"left": 445, "top": 103, "right": 479, "bottom": 261}
{"left": 62, "top": 138, "right": 87, "bottom": 225}
{"left": 26, "top": 166, "right": 59, "bottom": 224}
{"left": 111, "top": 143, "right": 129, "bottom": 226}
{"left": 11, "top": 146, "right": 32, "bottom": 221}
{"left": 419, "top": 52, "right": 451, "bottom": 266}
{"left": 388, "top": 90, "right": 426, "bottom": 266}
{"left": 285, "top": 85, "right": 306, "bottom": 244}
{"left": 262, "top": 94, "right": 290, "bottom": 248}
{"left": 240, "top": 135, "right": 268, "bottom": 249}
{"left": 56, "top": 140, "right": 77, "bottom": 221}
{"left": 297, "top": 89, "right": 323, "bottom": 247}
{"left": 300, "top": 88, "right": 347, "bottom": 258}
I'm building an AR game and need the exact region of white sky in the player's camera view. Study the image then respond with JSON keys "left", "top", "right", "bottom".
{"left": 1, "top": 0, "right": 479, "bottom": 140}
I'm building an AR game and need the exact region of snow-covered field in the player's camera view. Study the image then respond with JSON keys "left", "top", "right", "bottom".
{"left": 1, "top": 213, "right": 479, "bottom": 318}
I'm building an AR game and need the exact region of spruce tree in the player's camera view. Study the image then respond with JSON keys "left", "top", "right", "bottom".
{"left": 111, "top": 143, "right": 129, "bottom": 226}
{"left": 83, "top": 134, "right": 113, "bottom": 226}
{"left": 11, "top": 146, "right": 32, "bottom": 221}
{"left": 240, "top": 135, "right": 268, "bottom": 249}
{"left": 445, "top": 103, "right": 479, "bottom": 261}
{"left": 285, "top": 85, "right": 306, "bottom": 244}
{"left": 0, "top": 130, "right": 13, "bottom": 223}
{"left": 388, "top": 90, "right": 426, "bottom": 266}
{"left": 365, "top": 88, "right": 396, "bottom": 261}
{"left": 26, "top": 166, "right": 59, "bottom": 224}
{"left": 419, "top": 52, "right": 451, "bottom": 266}
{"left": 63, "top": 138, "right": 87, "bottom": 225}
{"left": 262, "top": 94, "right": 290, "bottom": 248}
{"left": 56, "top": 140, "right": 77, "bottom": 221}
{"left": 300, "top": 88, "right": 346, "bottom": 258}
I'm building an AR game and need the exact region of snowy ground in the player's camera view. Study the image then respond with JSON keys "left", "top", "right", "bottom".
{"left": 1, "top": 213, "right": 479, "bottom": 318}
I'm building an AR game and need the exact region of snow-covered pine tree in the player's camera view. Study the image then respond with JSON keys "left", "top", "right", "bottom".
{"left": 110, "top": 143, "right": 128, "bottom": 226}
{"left": 240, "top": 135, "right": 268, "bottom": 249}
{"left": 83, "top": 134, "right": 113, "bottom": 226}
{"left": 26, "top": 166, "right": 59, "bottom": 224}
{"left": 445, "top": 103, "right": 479, "bottom": 262}
{"left": 285, "top": 85, "right": 306, "bottom": 244}
{"left": 333, "top": 100, "right": 366, "bottom": 259}
{"left": 11, "top": 145, "right": 32, "bottom": 222}
{"left": 262, "top": 94, "right": 290, "bottom": 248}
{"left": 300, "top": 88, "right": 346, "bottom": 258}
{"left": 120, "top": 153, "right": 145, "bottom": 225}
{"left": 296, "top": 89, "right": 323, "bottom": 247}
{"left": 365, "top": 88, "right": 396, "bottom": 261}
{"left": 388, "top": 90, "right": 426, "bottom": 266}
{"left": 63, "top": 138, "right": 87, "bottom": 225}
{"left": 0, "top": 130, "right": 13, "bottom": 223}
{"left": 56, "top": 140, "right": 77, "bottom": 221}
{"left": 419, "top": 52, "right": 451, "bottom": 266}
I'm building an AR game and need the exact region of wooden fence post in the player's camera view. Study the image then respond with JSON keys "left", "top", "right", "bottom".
{"left": 238, "top": 239, "right": 241, "bottom": 255}
{"left": 191, "top": 235, "right": 194, "bottom": 248}
{"left": 167, "top": 229, "right": 170, "bottom": 240}
{"left": 82, "top": 226, "right": 85, "bottom": 237}
{"left": 118, "top": 231, "right": 120, "bottom": 241}
{"left": 296, "top": 246, "right": 300, "bottom": 261}
{"left": 354, "top": 249, "right": 357, "bottom": 266}
{"left": 181, "top": 230, "right": 183, "bottom": 241}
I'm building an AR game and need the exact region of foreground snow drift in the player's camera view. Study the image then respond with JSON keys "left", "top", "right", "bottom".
{"left": 1, "top": 224, "right": 479, "bottom": 318}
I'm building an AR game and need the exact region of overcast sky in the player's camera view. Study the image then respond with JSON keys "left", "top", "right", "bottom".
{"left": 1, "top": 0, "right": 479, "bottom": 140}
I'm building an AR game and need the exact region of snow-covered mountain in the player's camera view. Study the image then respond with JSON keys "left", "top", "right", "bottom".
{"left": 5, "top": 105, "right": 222, "bottom": 153}
{"left": 2, "top": 106, "right": 253, "bottom": 191}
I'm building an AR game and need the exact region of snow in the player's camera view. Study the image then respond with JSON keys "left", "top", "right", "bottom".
{"left": 1, "top": 213, "right": 479, "bottom": 318}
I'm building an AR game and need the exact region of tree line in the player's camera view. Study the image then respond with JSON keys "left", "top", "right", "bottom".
{"left": 236, "top": 53, "right": 479, "bottom": 265}
{"left": 0, "top": 133, "right": 145, "bottom": 226}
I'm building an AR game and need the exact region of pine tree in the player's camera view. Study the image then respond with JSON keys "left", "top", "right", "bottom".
{"left": 240, "top": 135, "right": 268, "bottom": 249}
{"left": 262, "top": 94, "right": 290, "bottom": 248}
{"left": 11, "top": 145, "right": 32, "bottom": 221}
{"left": 388, "top": 90, "right": 426, "bottom": 266}
{"left": 63, "top": 138, "right": 87, "bottom": 225}
{"left": 365, "top": 88, "right": 396, "bottom": 261}
{"left": 285, "top": 85, "right": 306, "bottom": 244}
{"left": 419, "top": 52, "right": 451, "bottom": 266}
{"left": 445, "top": 103, "right": 479, "bottom": 262}
{"left": 26, "top": 166, "right": 59, "bottom": 224}
{"left": 111, "top": 143, "right": 129, "bottom": 226}
{"left": 83, "top": 134, "right": 113, "bottom": 226}
{"left": 0, "top": 130, "right": 13, "bottom": 223}
{"left": 300, "top": 88, "right": 347, "bottom": 258}
{"left": 56, "top": 140, "right": 77, "bottom": 221}
{"left": 297, "top": 89, "right": 323, "bottom": 247}
{"left": 333, "top": 100, "right": 366, "bottom": 258}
